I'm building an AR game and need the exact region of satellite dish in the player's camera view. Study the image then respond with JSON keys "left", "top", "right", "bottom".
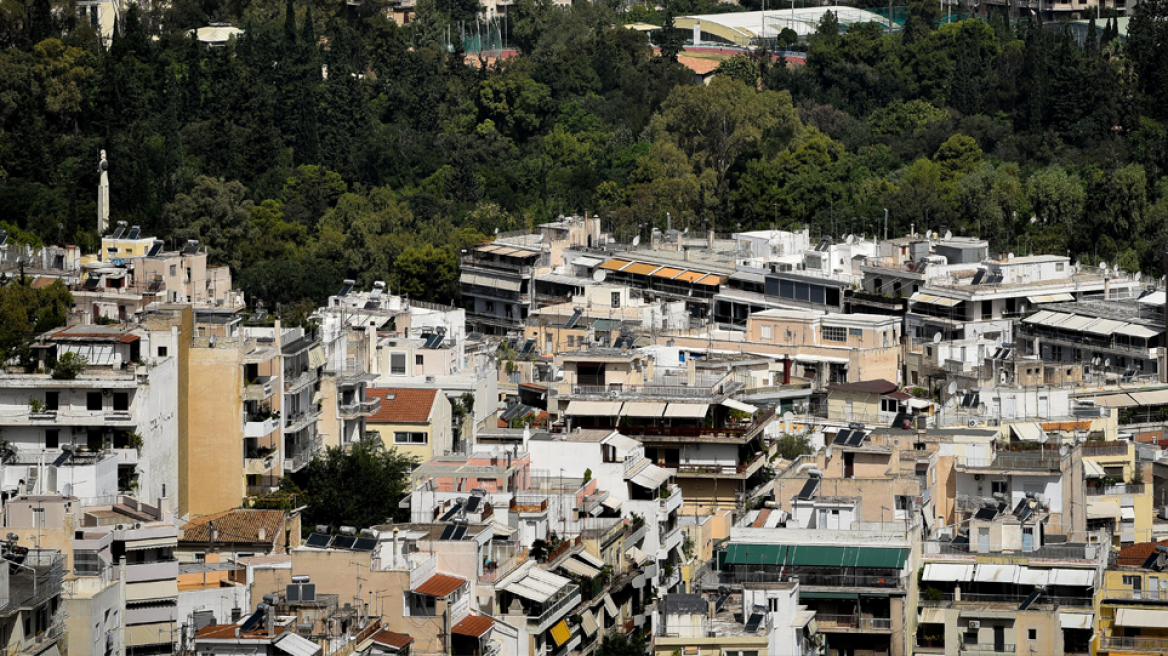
{"left": 944, "top": 230, "right": 953, "bottom": 240}
{"left": 1059, "top": 444, "right": 1068, "bottom": 456}
{"left": 632, "top": 235, "right": 640, "bottom": 247}
{"left": 593, "top": 270, "right": 607, "bottom": 283}
{"left": 925, "top": 230, "right": 932, "bottom": 239}
{"left": 782, "top": 411, "right": 794, "bottom": 423}
{"left": 1099, "top": 261, "right": 1108, "bottom": 271}
{"left": 492, "top": 446, "right": 501, "bottom": 458}
{"left": 947, "top": 381, "right": 958, "bottom": 395}
{"left": 933, "top": 332, "right": 943, "bottom": 343}
{"left": 1135, "top": 272, "right": 1143, "bottom": 282}
{"left": 1160, "top": 579, "right": 1168, "bottom": 589}
{"left": 845, "top": 234, "right": 855, "bottom": 244}
{"left": 1007, "top": 252, "right": 1014, "bottom": 260}
{"left": 1105, "top": 358, "right": 1112, "bottom": 367}
{"left": 494, "top": 227, "right": 499, "bottom": 235}
{"left": 1039, "top": 432, "right": 1048, "bottom": 444}
{"left": 683, "top": 228, "right": 689, "bottom": 234}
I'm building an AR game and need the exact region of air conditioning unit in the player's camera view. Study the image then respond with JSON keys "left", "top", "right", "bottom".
{"left": 968, "top": 620, "right": 981, "bottom": 630}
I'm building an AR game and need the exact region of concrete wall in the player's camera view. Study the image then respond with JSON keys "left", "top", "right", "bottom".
{"left": 64, "top": 577, "right": 124, "bottom": 656}
{"left": 185, "top": 344, "right": 244, "bottom": 517}
{"left": 140, "top": 355, "right": 180, "bottom": 506}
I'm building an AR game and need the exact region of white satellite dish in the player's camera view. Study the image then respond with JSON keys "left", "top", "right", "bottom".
{"left": 846, "top": 234, "right": 855, "bottom": 244}
{"left": 1059, "top": 444, "right": 1068, "bottom": 456}
{"left": 1099, "top": 261, "right": 1108, "bottom": 271}
{"left": 947, "top": 381, "right": 958, "bottom": 395}
{"left": 1007, "top": 252, "right": 1014, "bottom": 260}
{"left": 944, "top": 230, "right": 953, "bottom": 240}
{"left": 1135, "top": 272, "right": 1143, "bottom": 282}
{"left": 1039, "top": 432, "right": 1048, "bottom": 444}
{"left": 593, "top": 270, "right": 607, "bottom": 283}
{"left": 933, "top": 332, "right": 942, "bottom": 343}
{"left": 1160, "top": 579, "right": 1168, "bottom": 589}
{"left": 925, "top": 230, "right": 932, "bottom": 239}
{"left": 1105, "top": 358, "right": 1112, "bottom": 367}
{"left": 782, "top": 411, "right": 794, "bottom": 423}
{"left": 632, "top": 235, "right": 640, "bottom": 247}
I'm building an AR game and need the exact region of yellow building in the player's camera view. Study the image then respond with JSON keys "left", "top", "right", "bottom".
{"left": 366, "top": 388, "right": 453, "bottom": 463}
{"left": 1096, "top": 540, "right": 1168, "bottom": 656}
{"left": 1083, "top": 441, "right": 1156, "bottom": 546}
{"left": 825, "top": 379, "right": 912, "bottom": 425}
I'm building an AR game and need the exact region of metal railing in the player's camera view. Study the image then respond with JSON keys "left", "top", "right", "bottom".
{"left": 920, "top": 591, "right": 1093, "bottom": 607}
{"left": 1100, "top": 588, "right": 1168, "bottom": 601}
{"left": 1086, "top": 484, "right": 1145, "bottom": 496}
{"left": 339, "top": 398, "right": 381, "bottom": 419}
{"left": 960, "top": 644, "right": 1014, "bottom": 654}
{"left": 955, "top": 453, "right": 1064, "bottom": 471}
{"left": 1082, "top": 442, "right": 1130, "bottom": 456}
{"left": 569, "top": 384, "right": 719, "bottom": 398}
{"left": 814, "top": 614, "right": 893, "bottom": 630}
{"left": 720, "top": 569, "right": 906, "bottom": 590}
{"left": 1098, "top": 636, "right": 1168, "bottom": 652}
{"left": 529, "top": 588, "right": 581, "bottom": 633}
{"left": 922, "top": 540, "right": 1098, "bottom": 561}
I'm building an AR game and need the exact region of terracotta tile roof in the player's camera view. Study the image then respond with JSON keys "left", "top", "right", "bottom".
{"left": 452, "top": 615, "right": 495, "bottom": 637}
{"left": 181, "top": 509, "right": 286, "bottom": 545}
{"left": 413, "top": 572, "right": 466, "bottom": 597}
{"left": 827, "top": 379, "right": 899, "bottom": 395}
{"left": 370, "top": 629, "right": 414, "bottom": 648}
{"left": 1117, "top": 539, "right": 1168, "bottom": 567}
{"left": 368, "top": 388, "right": 438, "bottom": 424}
{"left": 678, "top": 55, "right": 721, "bottom": 76}
{"left": 195, "top": 622, "right": 285, "bottom": 640}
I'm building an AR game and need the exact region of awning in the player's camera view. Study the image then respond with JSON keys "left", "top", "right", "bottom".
{"left": 664, "top": 403, "right": 709, "bottom": 418}
{"left": 491, "top": 278, "right": 521, "bottom": 292}
{"left": 600, "top": 495, "right": 622, "bottom": 511}
{"left": 1059, "top": 612, "right": 1093, "bottom": 630}
{"left": 975, "top": 564, "right": 1020, "bottom": 584}
{"left": 1083, "top": 318, "right": 1128, "bottom": 336}
{"left": 1022, "top": 310, "right": 1056, "bottom": 325}
{"left": 1049, "top": 568, "right": 1095, "bottom": 587}
{"left": 1115, "top": 608, "right": 1168, "bottom": 628}
{"left": 490, "top": 522, "right": 517, "bottom": 537}
{"left": 1087, "top": 499, "right": 1121, "bottom": 519}
{"left": 620, "top": 401, "right": 666, "bottom": 418}
{"left": 1010, "top": 422, "right": 1045, "bottom": 443}
{"left": 308, "top": 345, "right": 327, "bottom": 370}
{"left": 630, "top": 463, "right": 671, "bottom": 489}
{"left": 565, "top": 400, "right": 621, "bottom": 416}
{"left": 908, "top": 398, "right": 932, "bottom": 409}
{"left": 722, "top": 544, "right": 908, "bottom": 569}
{"left": 600, "top": 259, "right": 631, "bottom": 271}
{"left": 1115, "top": 324, "right": 1162, "bottom": 340}
{"left": 124, "top": 537, "right": 177, "bottom": 551}
{"left": 721, "top": 398, "right": 759, "bottom": 414}
{"left": 922, "top": 563, "right": 974, "bottom": 582}
{"left": 1056, "top": 314, "right": 1097, "bottom": 331}
{"left": 910, "top": 292, "right": 940, "bottom": 304}
{"left": 602, "top": 593, "right": 619, "bottom": 619}
{"left": 580, "top": 609, "right": 599, "bottom": 636}
{"left": 933, "top": 296, "right": 962, "bottom": 307}
{"left": 1128, "top": 389, "right": 1168, "bottom": 406}
{"left": 1121, "top": 507, "right": 1136, "bottom": 521}
{"left": 549, "top": 620, "right": 571, "bottom": 647}
{"left": 501, "top": 569, "right": 572, "bottom": 603}
{"left": 626, "top": 546, "right": 649, "bottom": 565}
{"left": 1028, "top": 293, "right": 1075, "bottom": 304}
{"left": 576, "top": 551, "right": 605, "bottom": 569}
{"left": 558, "top": 558, "right": 601, "bottom": 578}
{"left": 1138, "top": 291, "right": 1166, "bottom": 306}
{"left": 1093, "top": 393, "right": 1137, "bottom": 408}
{"left": 1083, "top": 460, "right": 1106, "bottom": 478}
{"left": 603, "top": 434, "right": 641, "bottom": 451}
{"left": 920, "top": 608, "right": 946, "bottom": 624}
{"left": 1016, "top": 568, "right": 1050, "bottom": 587}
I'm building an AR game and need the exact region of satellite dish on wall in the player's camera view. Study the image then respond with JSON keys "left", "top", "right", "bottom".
{"left": 947, "top": 381, "right": 958, "bottom": 395}
{"left": 1099, "top": 261, "right": 1108, "bottom": 271}
{"left": 925, "top": 230, "right": 933, "bottom": 239}
{"left": 593, "top": 270, "right": 607, "bottom": 283}
{"left": 944, "top": 230, "right": 953, "bottom": 240}
{"left": 846, "top": 234, "right": 855, "bottom": 244}
{"left": 933, "top": 332, "right": 943, "bottom": 344}
{"left": 632, "top": 235, "right": 641, "bottom": 247}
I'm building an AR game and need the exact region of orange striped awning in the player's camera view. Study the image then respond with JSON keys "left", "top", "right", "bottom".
{"left": 651, "top": 267, "right": 684, "bottom": 279}
{"left": 600, "top": 259, "right": 631, "bottom": 271}
{"left": 673, "top": 270, "right": 708, "bottom": 283}
{"left": 623, "top": 262, "right": 659, "bottom": 275}
{"left": 694, "top": 274, "right": 724, "bottom": 286}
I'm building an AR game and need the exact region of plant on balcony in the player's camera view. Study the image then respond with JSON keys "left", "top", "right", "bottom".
{"left": 126, "top": 432, "right": 144, "bottom": 451}
{"left": 28, "top": 397, "right": 45, "bottom": 414}
{"left": 657, "top": 484, "right": 671, "bottom": 499}
{"left": 922, "top": 586, "right": 943, "bottom": 601}
{"left": 1131, "top": 470, "right": 1144, "bottom": 485}
{"left": 583, "top": 468, "right": 592, "bottom": 484}
{"left": 682, "top": 534, "right": 695, "bottom": 561}
{"left": 774, "top": 432, "right": 815, "bottom": 460}
{"left": 51, "top": 352, "right": 87, "bottom": 380}
{"left": 917, "top": 630, "right": 944, "bottom": 648}
{"left": 630, "top": 512, "right": 644, "bottom": 532}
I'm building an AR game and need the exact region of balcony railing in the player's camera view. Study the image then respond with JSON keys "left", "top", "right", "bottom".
{"left": 919, "top": 591, "right": 1093, "bottom": 608}
{"left": 955, "top": 453, "right": 1063, "bottom": 471}
{"left": 339, "top": 398, "right": 381, "bottom": 419}
{"left": 719, "top": 569, "right": 906, "bottom": 590}
{"left": 245, "top": 453, "right": 278, "bottom": 475}
{"left": 815, "top": 614, "right": 893, "bottom": 631}
{"left": 1100, "top": 587, "right": 1168, "bottom": 601}
{"left": 960, "top": 643, "right": 1014, "bottom": 654}
{"left": 284, "top": 369, "right": 319, "bottom": 394}
{"left": 285, "top": 408, "right": 321, "bottom": 433}
{"left": 1099, "top": 636, "right": 1168, "bottom": 652}
{"left": 529, "top": 588, "right": 581, "bottom": 634}
{"left": 659, "top": 485, "right": 683, "bottom": 516}
{"left": 1082, "top": 443, "right": 1130, "bottom": 457}
{"left": 569, "top": 383, "right": 725, "bottom": 399}
{"left": 1086, "top": 484, "right": 1145, "bottom": 496}
{"left": 922, "top": 540, "right": 1099, "bottom": 561}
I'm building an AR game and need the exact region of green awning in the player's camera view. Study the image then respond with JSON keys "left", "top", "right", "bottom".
{"left": 800, "top": 591, "right": 859, "bottom": 599}
{"left": 724, "top": 544, "right": 908, "bottom": 569}
{"left": 723, "top": 544, "right": 788, "bottom": 566}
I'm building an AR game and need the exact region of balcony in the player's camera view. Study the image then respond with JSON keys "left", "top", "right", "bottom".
{"left": 285, "top": 408, "right": 321, "bottom": 434}
{"left": 658, "top": 485, "right": 683, "bottom": 517}
{"left": 243, "top": 377, "right": 275, "bottom": 401}
{"left": 922, "top": 540, "right": 1100, "bottom": 561}
{"left": 339, "top": 398, "right": 381, "bottom": 420}
{"left": 115, "top": 448, "right": 139, "bottom": 465}
{"left": 815, "top": 614, "right": 893, "bottom": 632}
{"left": 244, "top": 416, "right": 279, "bottom": 438}
{"left": 1087, "top": 484, "right": 1146, "bottom": 496}
{"left": 337, "top": 365, "right": 378, "bottom": 387}
{"left": 1101, "top": 588, "right": 1168, "bottom": 601}
{"left": 663, "top": 452, "right": 767, "bottom": 479}
{"left": 123, "top": 560, "right": 179, "bottom": 583}
{"left": 918, "top": 591, "right": 1093, "bottom": 608}
{"left": 6, "top": 407, "right": 137, "bottom": 427}
{"left": 284, "top": 369, "right": 319, "bottom": 395}
{"left": 569, "top": 382, "right": 729, "bottom": 399}
{"left": 529, "top": 588, "right": 582, "bottom": 634}
{"left": 960, "top": 644, "right": 1014, "bottom": 655}
{"left": 1099, "top": 636, "right": 1168, "bottom": 652}
{"left": 245, "top": 452, "right": 278, "bottom": 475}
{"left": 658, "top": 525, "right": 683, "bottom": 559}
{"left": 955, "top": 452, "right": 1063, "bottom": 472}
{"left": 283, "top": 435, "right": 321, "bottom": 473}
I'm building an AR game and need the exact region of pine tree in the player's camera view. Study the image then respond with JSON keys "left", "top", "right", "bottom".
{"left": 658, "top": 1, "right": 684, "bottom": 63}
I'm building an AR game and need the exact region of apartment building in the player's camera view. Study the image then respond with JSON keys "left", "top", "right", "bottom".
{"left": 366, "top": 389, "right": 453, "bottom": 461}
{"left": 0, "top": 545, "right": 67, "bottom": 656}
{"left": 0, "top": 323, "right": 179, "bottom": 507}
{"left": 1096, "top": 539, "right": 1168, "bottom": 656}
{"left": 652, "top": 589, "right": 818, "bottom": 656}
{"left": 1082, "top": 440, "right": 1157, "bottom": 546}
{"left": 716, "top": 526, "right": 915, "bottom": 656}
{"left": 461, "top": 239, "right": 550, "bottom": 335}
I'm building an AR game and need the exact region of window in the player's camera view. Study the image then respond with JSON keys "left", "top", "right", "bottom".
{"left": 567, "top": 335, "right": 575, "bottom": 347}
{"left": 169, "top": 265, "right": 177, "bottom": 276}
{"left": 992, "top": 481, "right": 1008, "bottom": 495}
{"left": 849, "top": 328, "right": 863, "bottom": 338}
{"left": 394, "top": 432, "right": 427, "bottom": 445}
{"left": 1028, "top": 629, "right": 1037, "bottom": 641}
{"left": 45, "top": 430, "right": 59, "bottom": 449}
{"left": 1056, "top": 263, "right": 1065, "bottom": 272}
{"left": 881, "top": 398, "right": 898, "bottom": 413}
{"left": 157, "top": 346, "right": 167, "bottom": 357}
{"left": 113, "top": 392, "right": 129, "bottom": 411}
{"left": 760, "top": 325, "right": 772, "bottom": 340}
{"left": 415, "top": 354, "right": 424, "bottom": 366}
{"left": 31, "top": 508, "right": 44, "bottom": 528}
{"left": 75, "top": 550, "right": 101, "bottom": 576}
{"left": 389, "top": 353, "right": 407, "bottom": 375}
{"left": 822, "top": 326, "right": 847, "bottom": 342}
{"left": 611, "top": 292, "right": 621, "bottom": 308}
{"left": 1123, "top": 575, "right": 1142, "bottom": 589}
{"left": 87, "top": 392, "right": 103, "bottom": 411}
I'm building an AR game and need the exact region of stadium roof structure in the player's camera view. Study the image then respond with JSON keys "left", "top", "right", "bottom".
{"left": 677, "top": 7, "right": 890, "bottom": 47}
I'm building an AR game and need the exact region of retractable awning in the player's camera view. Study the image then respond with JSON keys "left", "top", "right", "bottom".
{"left": 1115, "top": 608, "right": 1168, "bottom": 628}
{"left": 1049, "top": 568, "right": 1095, "bottom": 587}
{"left": 124, "top": 537, "right": 177, "bottom": 551}
{"left": 600, "top": 495, "right": 622, "bottom": 511}
{"left": 721, "top": 398, "right": 759, "bottom": 414}
{"left": 558, "top": 558, "right": 601, "bottom": 578}
{"left": 1023, "top": 310, "right": 1056, "bottom": 325}
{"left": 922, "top": 563, "right": 974, "bottom": 582}
{"left": 621, "top": 401, "right": 667, "bottom": 417}
{"left": 1016, "top": 568, "right": 1050, "bottom": 587}
{"left": 1059, "top": 612, "right": 1093, "bottom": 630}
{"left": 664, "top": 403, "right": 709, "bottom": 418}
{"left": 1028, "top": 293, "right": 1075, "bottom": 304}
{"left": 1115, "top": 324, "right": 1162, "bottom": 340}
{"left": 565, "top": 400, "right": 621, "bottom": 416}
{"left": 1010, "top": 422, "right": 1045, "bottom": 442}
{"left": 501, "top": 569, "right": 572, "bottom": 603}
{"left": 580, "top": 609, "right": 599, "bottom": 636}
{"left": 975, "top": 564, "right": 1020, "bottom": 584}
{"left": 626, "top": 547, "right": 648, "bottom": 565}
{"left": 630, "top": 463, "right": 671, "bottom": 489}
{"left": 1087, "top": 499, "right": 1121, "bottom": 519}
{"left": 1083, "top": 318, "right": 1128, "bottom": 336}
{"left": 1083, "top": 460, "right": 1106, "bottom": 478}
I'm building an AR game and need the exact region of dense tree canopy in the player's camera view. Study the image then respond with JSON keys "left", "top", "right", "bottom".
{"left": 2, "top": 0, "right": 1168, "bottom": 307}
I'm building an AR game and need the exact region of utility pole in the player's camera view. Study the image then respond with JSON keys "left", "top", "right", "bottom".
{"left": 884, "top": 208, "right": 889, "bottom": 242}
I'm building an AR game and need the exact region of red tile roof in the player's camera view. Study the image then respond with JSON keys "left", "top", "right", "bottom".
{"left": 1117, "top": 539, "right": 1168, "bottom": 567}
{"left": 827, "top": 379, "right": 899, "bottom": 395}
{"left": 370, "top": 629, "right": 414, "bottom": 648}
{"left": 413, "top": 573, "right": 466, "bottom": 597}
{"left": 368, "top": 388, "right": 438, "bottom": 424}
{"left": 451, "top": 615, "right": 495, "bottom": 637}
{"left": 181, "top": 509, "right": 286, "bottom": 545}
{"left": 678, "top": 55, "right": 721, "bottom": 75}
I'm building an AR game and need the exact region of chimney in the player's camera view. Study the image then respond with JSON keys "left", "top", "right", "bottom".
{"left": 707, "top": 230, "right": 715, "bottom": 249}
{"left": 392, "top": 528, "right": 399, "bottom": 568}
{"left": 687, "top": 355, "right": 697, "bottom": 386}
